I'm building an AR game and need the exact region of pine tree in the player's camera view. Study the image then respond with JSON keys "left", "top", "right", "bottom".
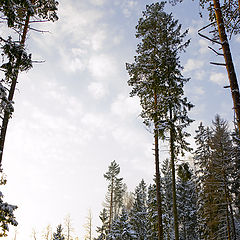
{"left": 0, "top": 0, "right": 59, "bottom": 168}
{"left": 104, "top": 161, "right": 125, "bottom": 231}
{"left": 129, "top": 179, "right": 147, "bottom": 240}
{"left": 53, "top": 224, "right": 65, "bottom": 240}
{"left": 126, "top": 3, "right": 193, "bottom": 239}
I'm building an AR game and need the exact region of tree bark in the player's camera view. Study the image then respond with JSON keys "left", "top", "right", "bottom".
{"left": 154, "top": 90, "right": 164, "bottom": 240}
{"left": 169, "top": 107, "right": 179, "bottom": 240}
{"left": 212, "top": 0, "right": 240, "bottom": 132}
{"left": 0, "top": 11, "right": 31, "bottom": 169}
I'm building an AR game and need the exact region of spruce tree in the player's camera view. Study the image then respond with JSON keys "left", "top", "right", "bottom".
{"left": 129, "top": 179, "right": 148, "bottom": 240}
{"left": 146, "top": 184, "right": 158, "bottom": 240}
{"left": 177, "top": 163, "right": 198, "bottom": 240}
{"left": 108, "top": 208, "right": 135, "bottom": 240}
{"left": 53, "top": 224, "right": 65, "bottom": 240}
{"left": 95, "top": 208, "right": 109, "bottom": 240}
{"left": 126, "top": 3, "right": 193, "bottom": 239}
{"left": 161, "top": 159, "right": 174, "bottom": 240}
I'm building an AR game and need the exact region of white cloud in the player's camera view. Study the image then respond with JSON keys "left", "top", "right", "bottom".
{"left": 209, "top": 72, "right": 227, "bottom": 86}
{"left": 88, "top": 54, "right": 117, "bottom": 80}
{"left": 90, "top": 0, "right": 106, "bottom": 5}
{"left": 91, "top": 29, "right": 107, "bottom": 50}
{"left": 199, "top": 39, "right": 209, "bottom": 54}
{"left": 183, "top": 59, "right": 204, "bottom": 72}
{"left": 88, "top": 82, "right": 108, "bottom": 99}
{"left": 111, "top": 94, "right": 140, "bottom": 119}
{"left": 194, "top": 70, "right": 206, "bottom": 80}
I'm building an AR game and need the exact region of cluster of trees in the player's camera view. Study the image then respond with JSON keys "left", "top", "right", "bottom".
{"left": 0, "top": 0, "right": 240, "bottom": 239}
{"left": 95, "top": 115, "right": 240, "bottom": 239}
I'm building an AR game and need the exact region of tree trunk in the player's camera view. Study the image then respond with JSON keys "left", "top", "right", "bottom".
{"left": 0, "top": 11, "right": 31, "bottom": 169}
{"left": 169, "top": 107, "right": 179, "bottom": 240}
{"left": 154, "top": 90, "right": 164, "bottom": 240}
{"left": 212, "top": 0, "right": 240, "bottom": 132}
{"left": 108, "top": 177, "right": 114, "bottom": 231}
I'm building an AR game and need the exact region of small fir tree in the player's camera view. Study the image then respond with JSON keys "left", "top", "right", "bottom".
{"left": 53, "top": 224, "right": 65, "bottom": 240}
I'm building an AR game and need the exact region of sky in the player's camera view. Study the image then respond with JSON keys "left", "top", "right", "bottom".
{"left": 1, "top": 0, "right": 240, "bottom": 239}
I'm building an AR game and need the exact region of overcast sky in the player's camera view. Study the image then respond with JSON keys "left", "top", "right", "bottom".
{"left": 1, "top": 0, "right": 240, "bottom": 239}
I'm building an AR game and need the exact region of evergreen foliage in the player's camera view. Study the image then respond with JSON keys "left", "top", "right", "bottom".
{"left": 53, "top": 224, "right": 65, "bottom": 240}
{"left": 103, "top": 161, "right": 125, "bottom": 230}
{"left": 146, "top": 184, "right": 158, "bottom": 240}
{"left": 129, "top": 179, "right": 147, "bottom": 240}
{"left": 108, "top": 208, "right": 136, "bottom": 240}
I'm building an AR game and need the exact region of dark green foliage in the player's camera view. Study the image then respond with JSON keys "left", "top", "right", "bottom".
{"left": 103, "top": 161, "right": 125, "bottom": 229}
{"left": 95, "top": 208, "right": 109, "bottom": 240}
{"left": 0, "top": 37, "right": 32, "bottom": 82}
{"left": 53, "top": 224, "right": 65, "bottom": 240}
{"left": 0, "top": 0, "right": 58, "bottom": 28}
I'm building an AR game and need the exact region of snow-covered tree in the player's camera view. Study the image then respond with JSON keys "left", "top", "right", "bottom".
{"left": 104, "top": 160, "right": 125, "bottom": 230}
{"left": 126, "top": 2, "right": 193, "bottom": 239}
{"left": 161, "top": 159, "right": 174, "bottom": 240}
{"left": 129, "top": 179, "right": 147, "bottom": 240}
{"left": 177, "top": 163, "right": 198, "bottom": 240}
{"left": 108, "top": 208, "right": 135, "bottom": 240}
{"left": 0, "top": 174, "right": 17, "bottom": 237}
{"left": 53, "top": 224, "right": 65, "bottom": 240}
{"left": 146, "top": 184, "right": 158, "bottom": 240}
{"left": 0, "top": 0, "right": 58, "bottom": 168}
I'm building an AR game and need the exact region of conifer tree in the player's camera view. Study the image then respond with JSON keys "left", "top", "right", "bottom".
{"left": 129, "top": 179, "right": 147, "bottom": 240}
{"left": 0, "top": 174, "right": 17, "bottom": 237}
{"left": 126, "top": 3, "right": 193, "bottom": 239}
{"left": 177, "top": 163, "right": 198, "bottom": 240}
{"left": 95, "top": 208, "right": 109, "bottom": 240}
{"left": 53, "top": 224, "right": 65, "bottom": 240}
{"left": 0, "top": 0, "right": 59, "bottom": 168}
{"left": 104, "top": 161, "right": 125, "bottom": 231}
{"left": 161, "top": 159, "right": 174, "bottom": 240}
{"left": 108, "top": 208, "right": 135, "bottom": 240}
{"left": 146, "top": 184, "right": 158, "bottom": 240}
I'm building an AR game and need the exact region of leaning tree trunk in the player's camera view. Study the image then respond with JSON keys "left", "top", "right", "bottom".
{"left": 0, "top": 11, "right": 31, "bottom": 169}
{"left": 169, "top": 107, "right": 179, "bottom": 240}
{"left": 154, "top": 89, "right": 164, "bottom": 240}
{"left": 212, "top": 0, "right": 240, "bottom": 132}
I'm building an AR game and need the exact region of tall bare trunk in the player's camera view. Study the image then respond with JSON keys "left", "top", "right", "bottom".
{"left": 154, "top": 90, "right": 164, "bottom": 240}
{"left": 212, "top": 0, "right": 240, "bottom": 132}
{"left": 169, "top": 107, "right": 179, "bottom": 240}
{"left": 0, "top": 11, "right": 31, "bottom": 169}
